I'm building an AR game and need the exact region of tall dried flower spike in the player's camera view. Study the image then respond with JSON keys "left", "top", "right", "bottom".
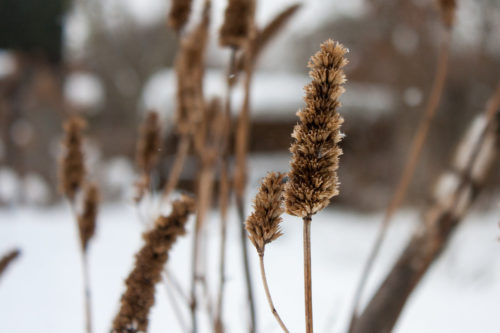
{"left": 437, "top": 0, "right": 456, "bottom": 27}
{"left": 219, "top": 0, "right": 255, "bottom": 48}
{"left": 112, "top": 196, "right": 196, "bottom": 333}
{"left": 246, "top": 172, "right": 286, "bottom": 255}
{"left": 59, "top": 115, "right": 86, "bottom": 201}
{"left": 136, "top": 111, "right": 162, "bottom": 174}
{"left": 0, "top": 248, "right": 21, "bottom": 279}
{"left": 167, "top": 0, "right": 193, "bottom": 32}
{"left": 78, "top": 184, "right": 99, "bottom": 252}
{"left": 285, "top": 39, "right": 348, "bottom": 218}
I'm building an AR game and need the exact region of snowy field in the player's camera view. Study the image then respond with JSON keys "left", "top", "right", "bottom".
{"left": 1, "top": 198, "right": 500, "bottom": 333}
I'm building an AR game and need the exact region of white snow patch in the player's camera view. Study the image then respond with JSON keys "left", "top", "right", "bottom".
{"left": 64, "top": 72, "right": 105, "bottom": 111}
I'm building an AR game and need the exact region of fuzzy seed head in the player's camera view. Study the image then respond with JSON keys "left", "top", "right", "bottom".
{"left": 285, "top": 39, "right": 348, "bottom": 218}
{"left": 245, "top": 172, "right": 286, "bottom": 254}
{"left": 78, "top": 183, "right": 99, "bottom": 251}
{"left": 167, "top": 0, "right": 193, "bottom": 31}
{"left": 437, "top": 0, "right": 456, "bottom": 27}
{"left": 112, "top": 195, "right": 195, "bottom": 332}
{"left": 59, "top": 116, "right": 86, "bottom": 201}
{"left": 219, "top": 0, "right": 255, "bottom": 48}
{"left": 136, "top": 111, "right": 162, "bottom": 174}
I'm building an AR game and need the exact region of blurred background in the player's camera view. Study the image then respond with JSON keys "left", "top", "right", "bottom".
{"left": 1, "top": 0, "right": 499, "bottom": 209}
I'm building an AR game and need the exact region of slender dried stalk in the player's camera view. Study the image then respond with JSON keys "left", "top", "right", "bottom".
{"left": 163, "top": 0, "right": 210, "bottom": 203}
{"left": 245, "top": 172, "right": 288, "bottom": 332}
{"left": 259, "top": 254, "right": 289, "bottom": 333}
{"left": 348, "top": 25, "right": 453, "bottom": 332}
{"left": 163, "top": 272, "right": 189, "bottom": 332}
{"left": 78, "top": 184, "right": 99, "bottom": 333}
{"left": 352, "top": 84, "right": 500, "bottom": 333}
{"left": 112, "top": 196, "right": 195, "bottom": 332}
{"left": 285, "top": 40, "right": 348, "bottom": 333}
{"left": 214, "top": 53, "right": 236, "bottom": 333}
{"left": 0, "top": 248, "right": 20, "bottom": 279}
{"left": 303, "top": 216, "right": 313, "bottom": 333}
{"left": 190, "top": 98, "right": 224, "bottom": 333}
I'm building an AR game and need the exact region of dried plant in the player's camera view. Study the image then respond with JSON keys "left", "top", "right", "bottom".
{"left": 437, "top": 0, "right": 456, "bottom": 28}
{"left": 219, "top": 0, "right": 255, "bottom": 49}
{"left": 135, "top": 111, "right": 162, "bottom": 202}
{"left": 78, "top": 183, "right": 100, "bottom": 252}
{"left": 59, "top": 115, "right": 86, "bottom": 201}
{"left": 246, "top": 172, "right": 286, "bottom": 255}
{"left": 285, "top": 39, "right": 347, "bottom": 218}
{"left": 348, "top": 2, "right": 456, "bottom": 327}
{"left": 112, "top": 196, "right": 196, "bottom": 332}
{"left": 246, "top": 172, "right": 289, "bottom": 332}
{"left": 163, "top": 0, "right": 210, "bottom": 202}
{"left": 167, "top": 0, "right": 193, "bottom": 32}
{"left": 0, "top": 249, "right": 21, "bottom": 279}
{"left": 351, "top": 84, "right": 500, "bottom": 333}
{"left": 285, "top": 39, "right": 348, "bottom": 333}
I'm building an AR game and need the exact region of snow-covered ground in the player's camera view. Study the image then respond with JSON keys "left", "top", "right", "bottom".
{"left": 1, "top": 198, "right": 500, "bottom": 333}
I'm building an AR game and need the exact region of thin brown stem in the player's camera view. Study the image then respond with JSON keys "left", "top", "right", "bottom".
{"left": 303, "top": 216, "right": 313, "bottom": 333}
{"left": 348, "top": 28, "right": 452, "bottom": 332}
{"left": 259, "top": 253, "right": 290, "bottom": 333}
{"left": 163, "top": 273, "right": 190, "bottom": 332}
{"left": 82, "top": 252, "right": 93, "bottom": 333}
{"left": 163, "top": 134, "right": 190, "bottom": 202}
{"left": 215, "top": 49, "right": 236, "bottom": 333}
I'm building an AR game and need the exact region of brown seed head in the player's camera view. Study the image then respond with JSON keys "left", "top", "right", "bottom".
{"left": 285, "top": 39, "right": 348, "bottom": 218}
{"left": 219, "top": 0, "right": 255, "bottom": 48}
{"left": 167, "top": 0, "right": 193, "bottom": 32}
{"left": 112, "top": 195, "right": 195, "bottom": 332}
{"left": 0, "top": 248, "right": 21, "bottom": 278}
{"left": 437, "top": 0, "right": 456, "bottom": 27}
{"left": 78, "top": 183, "right": 99, "bottom": 252}
{"left": 59, "top": 115, "right": 86, "bottom": 201}
{"left": 245, "top": 172, "right": 286, "bottom": 255}
{"left": 175, "top": 1, "right": 210, "bottom": 136}
{"left": 136, "top": 111, "right": 162, "bottom": 174}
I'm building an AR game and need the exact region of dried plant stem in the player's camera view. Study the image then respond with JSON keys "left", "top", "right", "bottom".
{"left": 352, "top": 86, "right": 500, "bottom": 333}
{"left": 215, "top": 49, "right": 236, "bottom": 333}
{"left": 348, "top": 29, "right": 451, "bottom": 332}
{"left": 163, "top": 134, "right": 190, "bottom": 202}
{"left": 234, "top": 49, "right": 257, "bottom": 333}
{"left": 303, "top": 216, "right": 313, "bottom": 333}
{"left": 163, "top": 273, "right": 189, "bottom": 332}
{"left": 258, "top": 253, "right": 289, "bottom": 333}
{"left": 0, "top": 248, "right": 20, "bottom": 279}
{"left": 82, "top": 252, "right": 93, "bottom": 333}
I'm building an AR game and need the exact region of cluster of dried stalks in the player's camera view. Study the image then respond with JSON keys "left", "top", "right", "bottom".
{"left": 17, "top": 0, "right": 496, "bottom": 332}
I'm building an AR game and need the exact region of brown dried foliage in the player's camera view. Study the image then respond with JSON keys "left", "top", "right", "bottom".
{"left": 0, "top": 249, "right": 20, "bottom": 278}
{"left": 167, "top": 0, "right": 193, "bottom": 31}
{"left": 78, "top": 184, "right": 99, "bottom": 252}
{"left": 219, "top": 0, "right": 255, "bottom": 48}
{"left": 437, "top": 0, "right": 456, "bottom": 27}
{"left": 246, "top": 172, "right": 286, "bottom": 254}
{"left": 175, "top": 1, "right": 210, "bottom": 136}
{"left": 285, "top": 40, "right": 348, "bottom": 218}
{"left": 136, "top": 111, "right": 162, "bottom": 174}
{"left": 59, "top": 116, "right": 86, "bottom": 201}
{"left": 112, "top": 196, "right": 196, "bottom": 332}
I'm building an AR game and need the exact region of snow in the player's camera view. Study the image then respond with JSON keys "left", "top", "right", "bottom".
{"left": 64, "top": 72, "right": 105, "bottom": 111}
{"left": 1, "top": 198, "right": 500, "bottom": 332}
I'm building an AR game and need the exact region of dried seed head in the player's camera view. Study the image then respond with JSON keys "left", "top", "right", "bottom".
{"left": 59, "top": 116, "right": 86, "bottom": 201}
{"left": 0, "top": 248, "right": 20, "bottom": 278}
{"left": 136, "top": 111, "right": 162, "bottom": 174}
{"left": 246, "top": 172, "right": 286, "bottom": 254}
{"left": 437, "top": 0, "right": 456, "bottom": 27}
{"left": 167, "top": 0, "right": 193, "bottom": 32}
{"left": 285, "top": 39, "right": 348, "bottom": 218}
{"left": 175, "top": 1, "right": 210, "bottom": 136}
{"left": 112, "top": 195, "right": 195, "bottom": 332}
{"left": 219, "top": 0, "right": 255, "bottom": 48}
{"left": 78, "top": 183, "right": 99, "bottom": 251}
